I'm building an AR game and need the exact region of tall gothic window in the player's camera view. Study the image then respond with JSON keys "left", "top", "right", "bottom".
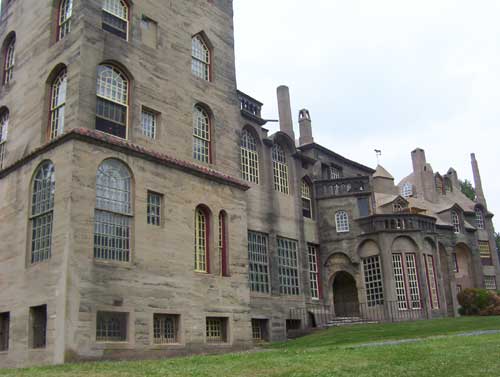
{"left": 272, "top": 144, "right": 289, "bottom": 194}
{"left": 30, "top": 162, "right": 55, "bottom": 264}
{"left": 96, "top": 64, "right": 129, "bottom": 139}
{"left": 191, "top": 34, "right": 210, "bottom": 81}
{"left": 49, "top": 68, "right": 67, "bottom": 140}
{"left": 58, "top": 0, "right": 73, "bottom": 40}
{"left": 335, "top": 210, "right": 349, "bottom": 233}
{"left": 193, "top": 105, "right": 211, "bottom": 163}
{"left": 194, "top": 206, "right": 209, "bottom": 273}
{"left": 94, "top": 159, "right": 132, "bottom": 262}
{"left": 301, "top": 179, "right": 312, "bottom": 218}
{"left": 0, "top": 108, "right": 8, "bottom": 169}
{"left": 3, "top": 34, "right": 15, "bottom": 85}
{"left": 102, "top": 0, "right": 129, "bottom": 40}
{"left": 240, "top": 129, "right": 259, "bottom": 184}
{"left": 451, "top": 211, "right": 461, "bottom": 233}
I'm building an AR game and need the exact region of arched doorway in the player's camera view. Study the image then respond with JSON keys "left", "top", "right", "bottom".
{"left": 333, "top": 272, "right": 360, "bottom": 317}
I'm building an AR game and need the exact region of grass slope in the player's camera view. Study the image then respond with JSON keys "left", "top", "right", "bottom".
{"left": 2, "top": 317, "right": 500, "bottom": 377}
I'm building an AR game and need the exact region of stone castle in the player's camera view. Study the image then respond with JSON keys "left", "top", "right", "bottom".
{"left": 0, "top": 0, "right": 498, "bottom": 368}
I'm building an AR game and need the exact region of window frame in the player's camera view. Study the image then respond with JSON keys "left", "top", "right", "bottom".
{"left": 424, "top": 254, "right": 440, "bottom": 310}
{"left": 335, "top": 210, "right": 350, "bottom": 233}
{"left": 102, "top": 0, "right": 130, "bottom": 41}
{"left": 153, "top": 313, "right": 180, "bottom": 345}
{"left": 248, "top": 231, "right": 270, "bottom": 294}
{"left": 475, "top": 208, "right": 485, "bottom": 230}
{"left": 392, "top": 253, "right": 421, "bottom": 311}
{"left": 301, "top": 179, "right": 313, "bottom": 219}
{"left": 308, "top": 244, "right": 320, "bottom": 300}
{"left": 96, "top": 311, "right": 128, "bottom": 343}
{"left": 277, "top": 237, "right": 300, "bottom": 296}
{"left": 49, "top": 68, "right": 68, "bottom": 140}
{"left": 140, "top": 107, "right": 158, "bottom": 140}
{"left": 146, "top": 190, "right": 162, "bottom": 227}
{"left": 479, "top": 241, "right": 493, "bottom": 266}
{"left": 362, "top": 256, "right": 384, "bottom": 307}
{"left": 205, "top": 317, "right": 228, "bottom": 344}
{"left": 193, "top": 105, "right": 211, "bottom": 164}
{"left": 191, "top": 34, "right": 211, "bottom": 81}
{"left": 451, "top": 211, "right": 461, "bottom": 234}
{"left": 484, "top": 276, "right": 497, "bottom": 291}
{"left": 240, "top": 129, "right": 259, "bottom": 184}
{"left": 194, "top": 206, "right": 210, "bottom": 273}
{"left": 218, "top": 211, "right": 229, "bottom": 277}
{"left": 29, "top": 305, "right": 47, "bottom": 349}
{"left": 0, "top": 312, "right": 9, "bottom": 352}
{"left": 272, "top": 144, "right": 289, "bottom": 195}
{"left": 3, "top": 35, "right": 15, "bottom": 85}
{"left": 0, "top": 108, "right": 9, "bottom": 169}
{"left": 401, "top": 182, "right": 413, "bottom": 198}
{"left": 57, "top": 0, "right": 73, "bottom": 41}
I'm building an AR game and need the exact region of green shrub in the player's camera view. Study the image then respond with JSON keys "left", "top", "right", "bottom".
{"left": 457, "top": 288, "right": 497, "bottom": 316}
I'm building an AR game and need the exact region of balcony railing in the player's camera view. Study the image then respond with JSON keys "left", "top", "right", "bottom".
{"left": 315, "top": 176, "right": 371, "bottom": 199}
{"left": 237, "top": 90, "right": 266, "bottom": 125}
{"left": 358, "top": 214, "right": 436, "bottom": 234}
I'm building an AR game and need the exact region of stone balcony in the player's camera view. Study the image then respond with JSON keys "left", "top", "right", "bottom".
{"left": 237, "top": 90, "right": 266, "bottom": 125}
{"left": 315, "top": 176, "right": 371, "bottom": 199}
{"left": 357, "top": 214, "right": 437, "bottom": 234}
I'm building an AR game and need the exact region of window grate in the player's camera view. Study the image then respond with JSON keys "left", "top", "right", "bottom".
{"left": 153, "top": 314, "right": 178, "bottom": 344}
{"left": 96, "top": 311, "right": 127, "bottom": 342}
{"left": 206, "top": 318, "right": 226, "bottom": 343}
{"left": 30, "top": 305, "right": 47, "bottom": 349}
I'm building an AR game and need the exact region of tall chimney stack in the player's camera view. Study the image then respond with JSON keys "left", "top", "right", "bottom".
{"left": 471, "top": 153, "right": 487, "bottom": 207}
{"left": 277, "top": 85, "right": 295, "bottom": 140}
{"left": 298, "top": 109, "right": 314, "bottom": 146}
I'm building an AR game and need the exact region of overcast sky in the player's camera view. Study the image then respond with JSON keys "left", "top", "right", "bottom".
{"left": 234, "top": 0, "right": 500, "bottom": 230}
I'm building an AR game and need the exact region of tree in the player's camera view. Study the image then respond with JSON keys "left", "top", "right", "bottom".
{"left": 460, "top": 179, "right": 476, "bottom": 201}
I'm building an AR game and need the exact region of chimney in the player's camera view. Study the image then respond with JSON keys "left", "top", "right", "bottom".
{"left": 411, "top": 148, "right": 426, "bottom": 173}
{"left": 471, "top": 153, "right": 487, "bottom": 206}
{"left": 298, "top": 109, "right": 313, "bottom": 145}
{"left": 277, "top": 85, "right": 295, "bottom": 140}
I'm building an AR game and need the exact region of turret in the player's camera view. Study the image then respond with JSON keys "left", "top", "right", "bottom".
{"left": 298, "top": 109, "right": 314, "bottom": 146}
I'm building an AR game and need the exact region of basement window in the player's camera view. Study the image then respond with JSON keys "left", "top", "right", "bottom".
{"left": 30, "top": 305, "right": 47, "bottom": 349}
{"left": 206, "top": 317, "right": 228, "bottom": 344}
{"left": 96, "top": 311, "right": 128, "bottom": 342}
{"left": 0, "top": 312, "right": 9, "bottom": 351}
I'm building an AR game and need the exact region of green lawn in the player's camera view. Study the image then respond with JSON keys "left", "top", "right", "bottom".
{"left": 2, "top": 317, "right": 500, "bottom": 377}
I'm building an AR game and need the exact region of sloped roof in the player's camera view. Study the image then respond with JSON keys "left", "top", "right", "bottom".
{"left": 373, "top": 164, "right": 394, "bottom": 179}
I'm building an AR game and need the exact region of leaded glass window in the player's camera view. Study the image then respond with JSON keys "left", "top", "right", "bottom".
{"left": 195, "top": 207, "right": 208, "bottom": 272}
{"left": 277, "top": 237, "right": 299, "bottom": 296}
{"left": 475, "top": 209, "right": 485, "bottom": 230}
{"left": 96, "top": 65, "right": 128, "bottom": 139}
{"left": 30, "top": 161, "right": 55, "bottom": 264}
{"left": 58, "top": 0, "right": 73, "bottom": 40}
{"left": 96, "top": 311, "right": 127, "bottom": 342}
{"left": 3, "top": 36, "right": 15, "bottom": 85}
{"left": 102, "top": 0, "right": 129, "bottom": 40}
{"left": 153, "top": 314, "right": 178, "bottom": 344}
{"left": 240, "top": 129, "right": 259, "bottom": 184}
{"left": 141, "top": 109, "right": 157, "bottom": 139}
{"left": 192, "top": 34, "right": 210, "bottom": 81}
{"left": 301, "top": 180, "right": 312, "bottom": 218}
{"left": 0, "top": 109, "right": 8, "bottom": 169}
{"left": 94, "top": 159, "right": 132, "bottom": 262}
{"left": 451, "top": 211, "right": 461, "bottom": 233}
{"left": 272, "top": 144, "right": 289, "bottom": 194}
{"left": 335, "top": 211, "right": 349, "bottom": 233}
{"left": 425, "top": 255, "right": 439, "bottom": 309}
{"left": 49, "top": 69, "right": 67, "bottom": 140}
{"left": 248, "top": 231, "right": 269, "bottom": 294}
{"left": 147, "top": 191, "right": 162, "bottom": 226}
{"left": 308, "top": 245, "right": 320, "bottom": 300}
{"left": 363, "top": 256, "right": 384, "bottom": 306}
{"left": 193, "top": 105, "right": 211, "bottom": 163}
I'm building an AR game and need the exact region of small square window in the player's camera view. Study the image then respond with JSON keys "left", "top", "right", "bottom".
{"left": 251, "top": 319, "right": 268, "bottom": 342}
{"left": 147, "top": 191, "right": 162, "bottom": 226}
{"left": 30, "top": 305, "right": 47, "bottom": 349}
{"left": 141, "top": 109, "right": 158, "bottom": 139}
{"left": 153, "top": 314, "right": 179, "bottom": 344}
{"left": 206, "top": 317, "right": 228, "bottom": 344}
{"left": 96, "top": 311, "right": 128, "bottom": 342}
{"left": 0, "top": 312, "right": 9, "bottom": 351}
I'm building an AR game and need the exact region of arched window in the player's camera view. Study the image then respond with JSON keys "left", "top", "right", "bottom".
{"left": 95, "top": 64, "right": 129, "bottom": 139}
{"left": 102, "top": 0, "right": 129, "bottom": 40}
{"left": 335, "top": 211, "right": 349, "bottom": 233}
{"left": 30, "top": 161, "right": 55, "bottom": 264}
{"left": 3, "top": 34, "right": 15, "bottom": 85}
{"left": 475, "top": 208, "right": 485, "bottom": 230}
{"left": 435, "top": 175, "right": 444, "bottom": 195}
{"left": 301, "top": 179, "right": 312, "bottom": 218}
{"left": 272, "top": 144, "right": 289, "bottom": 194}
{"left": 240, "top": 129, "right": 259, "bottom": 184}
{"left": 193, "top": 105, "right": 211, "bottom": 163}
{"left": 94, "top": 159, "right": 132, "bottom": 262}
{"left": 0, "top": 108, "right": 9, "bottom": 169}
{"left": 451, "top": 211, "right": 461, "bottom": 233}
{"left": 58, "top": 0, "right": 73, "bottom": 40}
{"left": 219, "top": 211, "right": 228, "bottom": 277}
{"left": 49, "top": 68, "right": 67, "bottom": 140}
{"left": 191, "top": 34, "right": 210, "bottom": 81}
{"left": 401, "top": 182, "right": 413, "bottom": 198}
{"left": 195, "top": 206, "right": 209, "bottom": 273}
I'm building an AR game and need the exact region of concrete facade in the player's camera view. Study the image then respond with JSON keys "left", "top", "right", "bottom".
{"left": 0, "top": 0, "right": 499, "bottom": 368}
